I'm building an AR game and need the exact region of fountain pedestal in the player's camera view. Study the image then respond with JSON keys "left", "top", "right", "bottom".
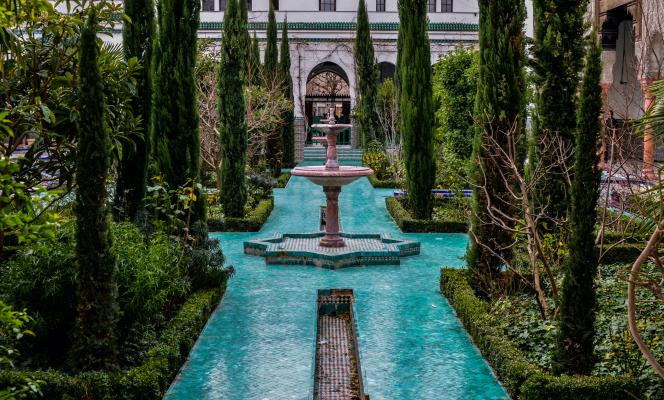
{"left": 320, "top": 186, "right": 343, "bottom": 247}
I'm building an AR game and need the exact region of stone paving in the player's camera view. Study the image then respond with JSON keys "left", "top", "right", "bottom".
{"left": 281, "top": 236, "right": 386, "bottom": 253}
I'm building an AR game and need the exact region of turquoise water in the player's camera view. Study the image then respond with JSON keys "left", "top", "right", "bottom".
{"left": 165, "top": 174, "right": 509, "bottom": 400}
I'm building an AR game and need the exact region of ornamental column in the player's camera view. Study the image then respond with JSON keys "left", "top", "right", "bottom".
{"left": 642, "top": 77, "right": 657, "bottom": 180}
{"left": 599, "top": 49, "right": 616, "bottom": 170}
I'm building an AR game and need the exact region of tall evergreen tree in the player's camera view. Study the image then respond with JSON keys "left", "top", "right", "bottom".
{"left": 248, "top": 31, "right": 261, "bottom": 85}
{"left": 354, "top": 0, "right": 381, "bottom": 147}
{"left": 554, "top": 33, "right": 603, "bottom": 376}
{"left": 531, "top": 0, "right": 588, "bottom": 223}
{"left": 151, "top": 0, "right": 204, "bottom": 221}
{"left": 115, "top": 0, "right": 154, "bottom": 221}
{"left": 397, "top": 0, "right": 435, "bottom": 220}
{"left": 238, "top": 0, "right": 250, "bottom": 72}
{"left": 263, "top": 1, "right": 278, "bottom": 82}
{"left": 466, "top": 0, "right": 526, "bottom": 295}
{"left": 71, "top": 11, "right": 118, "bottom": 371}
{"left": 218, "top": 0, "right": 248, "bottom": 217}
{"left": 263, "top": 1, "right": 281, "bottom": 176}
{"left": 279, "top": 18, "right": 295, "bottom": 167}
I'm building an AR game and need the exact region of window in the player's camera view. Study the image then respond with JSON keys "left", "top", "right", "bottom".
{"left": 427, "top": 0, "right": 436, "bottom": 13}
{"left": 271, "top": 0, "right": 279, "bottom": 10}
{"left": 441, "top": 0, "right": 452, "bottom": 12}
{"left": 320, "top": 0, "right": 336, "bottom": 11}
{"left": 247, "top": 0, "right": 252, "bottom": 11}
{"left": 376, "top": 0, "right": 385, "bottom": 12}
{"left": 202, "top": 0, "right": 215, "bottom": 11}
{"left": 219, "top": 0, "right": 226, "bottom": 11}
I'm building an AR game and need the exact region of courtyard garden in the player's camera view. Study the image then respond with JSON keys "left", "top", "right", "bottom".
{"left": 1, "top": 0, "right": 664, "bottom": 399}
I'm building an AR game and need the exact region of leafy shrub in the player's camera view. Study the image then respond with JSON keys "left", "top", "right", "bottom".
{"left": 0, "top": 286, "right": 225, "bottom": 400}
{"left": 440, "top": 268, "right": 640, "bottom": 400}
{"left": 0, "top": 222, "right": 207, "bottom": 368}
{"left": 275, "top": 172, "right": 291, "bottom": 188}
{"left": 368, "top": 174, "right": 400, "bottom": 188}
{"left": 363, "top": 150, "right": 390, "bottom": 180}
{"left": 386, "top": 197, "right": 467, "bottom": 233}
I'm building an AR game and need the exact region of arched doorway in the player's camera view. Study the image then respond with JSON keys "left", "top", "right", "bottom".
{"left": 305, "top": 62, "right": 352, "bottom": 145}
{"left": 377, "top": 62, "right": 396, "bottom": 83}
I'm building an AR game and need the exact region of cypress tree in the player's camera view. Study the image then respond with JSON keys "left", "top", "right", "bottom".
{"left": 466, "top": 0, "right": 526, "bottom": 295}
{"left": 115, "top": 0, "right": 154, "bottom": 221}
{"left": 263, "top": 1, "right": 281, "bottom": 176}
{"left": 218, "top": 0, "right": 248, "bottom": 217}
{"left": 531, "top": 0, "right": 587, "bottom": 224}
{"left": 71, "top": 10, "right": 119, "bottom": 371}
{"left": 151, "top": 0, "right": 204, "bottom": 222}
{"left": 279, "top": 18, "right": 295, "bottom": 167}
{"left": 263, "top": 1, "right": 278, "bottom": 82}
{"left": 397, "top": 0, "right": 435, "bottom": 220}
{"left": 248, "top": 31, "right": 261, "bottom": 85}
{"left": 354, "top": 0, "right": 381, "bottom": 147}
{"left": 239, "top": 0, "right": 250, "bottom": 72}
{"left": 553, "top": 33, "right": 603, "bottom": 376}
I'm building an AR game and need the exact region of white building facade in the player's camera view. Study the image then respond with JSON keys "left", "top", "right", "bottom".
{"left": 202, "top": 0, "right": 479, "bottom": 153}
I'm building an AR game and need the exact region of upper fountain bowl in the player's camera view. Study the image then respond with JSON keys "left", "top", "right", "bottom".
{"left": 291, "top": 165, "right": 373, "bottom": 187}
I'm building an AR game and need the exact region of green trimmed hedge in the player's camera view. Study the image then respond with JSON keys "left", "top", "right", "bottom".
{"left": 599, "top": 242, "right": 644, "bottom": 265}
{"left": 440, "top": 268, "right": 640, "bottom": 400}
{"left": 368, "top": 174, "right": 400, "bottom": 188}
{"left": 386, "top": 197, "right": 467, "bottom": 233}
{"left": 275, "top": 172, "right": 291, "bottom": 188}
{"left": 0, "top": 285, "right": 226, "bottom": 399}
{"left": 208, "top": 196, "right": 274, "bottom": 232}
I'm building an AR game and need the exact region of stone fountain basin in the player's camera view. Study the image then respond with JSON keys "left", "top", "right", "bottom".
{"left": 291, "top": 166, "right": 373, "bottom": 187}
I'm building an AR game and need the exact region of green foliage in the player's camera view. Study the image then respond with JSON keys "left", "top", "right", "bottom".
{"left": 144, "top": 176, "right": 202, "bottom": 235}
{"left": 467, "top": 0, "right": 527, "bottom": 295}
{"left": 397, "top": 0, "right": 435, "bottom": 220}
{"left": 362, "top": 150, "right": 389, "bottom": 180}
{"left": 376, "top": 79, "right": 398, "bottom": 146}
{"left": 0, "top": 287, "right": 225, "bottom": 400}
{"left": 115, "top": 0, "right": 155, "bottom": 220}
{"left": 248, "top": 32, "right": 262, "bottom": 85}
{"left": 218, "top": 0, "right": 249, "bottom": 218}
{"left": 70, "top": 11, "right": 119, "bottom": 371}
{"left": 0, "top": 221, "right": 225, "bottom": 369}
{"left": 386, "top": 197, "right": 467, "bottom": 233}
{"left": 279, "top": 18, "right": 295, "bottom": 167}
{"left": 263, "top": 2, "right": 278, "bottom": 82}
{"left": 275, "top": 172, "right": 291, "bottom": 189}
{"left": 0, "top": 121, "right": 59, "bottom": 258}
{"left": 432, "top": 46, "right": 478, "bottom": 185}
{"left": 354, "top": 0, "right": 381, "bottom": 147}
{"left": 440, "top": 269, "right": 641, "bottom": 400}
{"left": 2, "top": 1, "right": 137, "bottom": 193}
{"left": 0, "top": 301, "right": 39, "bottom": 400}
{"left": 367, "top": 174, "right": 400, "bottom": 189}
{"left": 531, "top": 0, "right": 588, "bottom": 223}
{"left": 151, "top": 0, "right": 204, "bottom": 222}
{"left": 554, "top": 33, "right": 603, "bottom": 375}
{"left": 208, "top": 197, "right": 274, "bottom": 232}
{"left": 263, "top": 4, "right": 282, "bottom": 177}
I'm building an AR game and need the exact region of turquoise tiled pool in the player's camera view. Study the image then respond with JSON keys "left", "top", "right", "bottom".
{"left": 164, "top": 174, "right": 509, "bottom": 400}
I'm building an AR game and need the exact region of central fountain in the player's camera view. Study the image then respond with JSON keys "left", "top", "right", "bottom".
{"left": 244, "top": 109, "right": 420, "bottom": 269}
{"left": 291, "top": 112, "right": 372, "bottom": 247}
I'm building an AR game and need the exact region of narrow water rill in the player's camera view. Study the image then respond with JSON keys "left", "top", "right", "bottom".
{"left": 165, "top": 166, "right": 509, "bottom": 399}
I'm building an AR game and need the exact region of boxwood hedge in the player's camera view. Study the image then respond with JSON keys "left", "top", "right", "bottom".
{"left": 368, "top": 174, "right": 400, "bottom": 188}
{"left": 208, "top": 196, "right": 274, "bottom": 232}
{"left": 386, "top": 197, "right": 467, "bottom": 233}
{"left": 440, "top": 268, "right": 640, "bottom": 400}
{"left": 0, "top": 285, "right": 225, "bottom": 400}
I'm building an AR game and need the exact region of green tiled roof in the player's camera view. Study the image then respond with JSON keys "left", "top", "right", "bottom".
{"left": 199, "top": 21, "right": 478, "bottom": 32}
